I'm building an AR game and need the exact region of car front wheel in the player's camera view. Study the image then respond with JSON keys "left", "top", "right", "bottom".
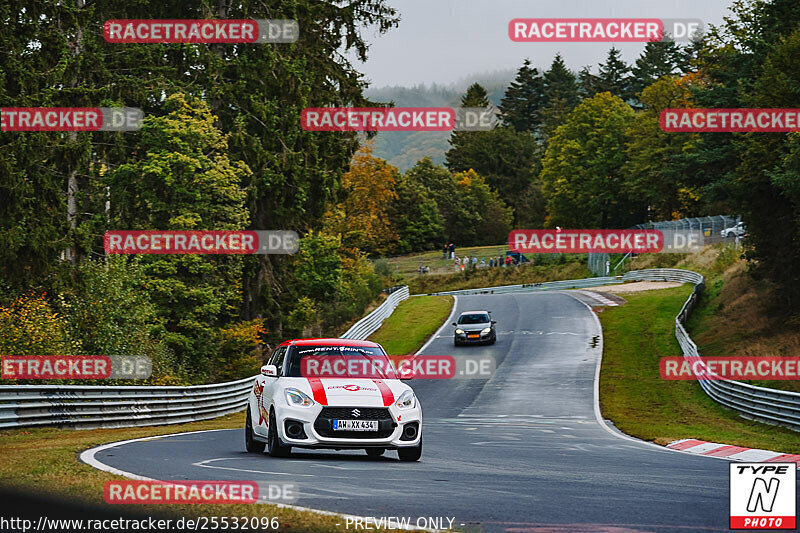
{"left": 267, "top": 409, "right": 292, "bottom": 457}
{"left": 397, "top": 436, "right": 422, "bottom": 462}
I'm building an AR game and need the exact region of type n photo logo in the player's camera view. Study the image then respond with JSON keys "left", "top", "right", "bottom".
{"left": 730, "top": 463, "right": 796, "bottom": 529}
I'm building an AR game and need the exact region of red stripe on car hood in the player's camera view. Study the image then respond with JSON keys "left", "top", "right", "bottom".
{"left": 372, "top": 379, "right": 394, "bottom": 407}
{"left": 307, "top": 378, "right": 328, "bottom": 405}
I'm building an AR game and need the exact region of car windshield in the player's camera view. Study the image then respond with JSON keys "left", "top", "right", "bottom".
{"left": 285, "top": 345, "right": 397, "bottom": 379}
{"left": 458, "top": 314, "right": 490, "bottom": 324}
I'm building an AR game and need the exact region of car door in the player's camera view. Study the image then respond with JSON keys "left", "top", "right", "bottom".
{"left": 252, "top": 345, "right": 287, "bottom": 437}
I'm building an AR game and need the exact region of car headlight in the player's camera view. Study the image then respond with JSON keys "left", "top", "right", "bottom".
{"left": 481, "top": 327, "right": 491, "bottom": 335}
{"left": 285, "top": 388, "right": 314, "bottom": 407}
{"left": 455, "top": 328, "right": 464, "bottom": 335}
{"left": 396, "top": 390, "right": 416, "bottom": 410}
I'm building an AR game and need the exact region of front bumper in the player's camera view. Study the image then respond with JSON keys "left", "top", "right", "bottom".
{"left": 455, "top": 330, "right": 493, "bottom": 343}
{"left": 274, "top": 402, "right": 422, "bottom": 448}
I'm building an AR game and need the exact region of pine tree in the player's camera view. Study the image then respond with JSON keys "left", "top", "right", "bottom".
{"left": 595, "top": 47, "right": 633, "bottom": 101}
{"left": 499, "top": 58, "right": 545, "bottom": 133}
{"left": 445, "top": 83, "right": 492, "bottom": 171}
{"left": 578, "top": 66, "right": 600, "bottom": 99}
{"left": 460, "top": 83, "right": 491, "bottom": 107}
{"left": 631, "top": 38, "right": 684, "bottom": 96}
{"left": 540, "top": 54, "right": 580, "bottom": 137}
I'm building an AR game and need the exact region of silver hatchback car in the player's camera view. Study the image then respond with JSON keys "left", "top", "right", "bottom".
{"left": 452, "top": 310, "right": 496, "bottom": 346}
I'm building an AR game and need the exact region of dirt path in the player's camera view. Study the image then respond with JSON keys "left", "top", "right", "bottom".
{"left": 585, "top": 281, "right": 684, "bottom": 293}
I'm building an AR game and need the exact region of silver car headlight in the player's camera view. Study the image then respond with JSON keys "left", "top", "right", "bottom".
{"left": 396, "top": 390, "right": 416, "bottom": 410}
{"left": 455, "top": 328, "right": 464, "bottom": 335}
{"left": 285, "top": 388, "right": 314, "bottom": 408}
{"left": 481, "top": 327, "right": 491, "bottom": 335}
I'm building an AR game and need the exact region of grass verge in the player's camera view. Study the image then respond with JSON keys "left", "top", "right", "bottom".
{"left": 599, "top": 285, "right": 800, "bottom": 453}
{"left": 0, "top": 413, "right": 408, "bottom": 531}
{"left": 368, "top": 295, "right": 453, "bottom": 355}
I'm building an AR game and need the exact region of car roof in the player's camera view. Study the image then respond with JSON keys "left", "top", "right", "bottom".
{"left": 278, "top": 338, "right": 381, "bottom": 348}
{"left": 459, "top": 310, "right": 490, "bottom": 315}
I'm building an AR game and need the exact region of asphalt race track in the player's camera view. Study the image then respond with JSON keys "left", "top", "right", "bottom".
{"left": 89, "top": 292, "right": 745, "bottom": 531}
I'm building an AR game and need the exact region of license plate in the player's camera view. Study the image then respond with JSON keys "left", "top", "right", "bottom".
{"left": 333, "top": 419, "right": 378, "bottom": 431}
{"left": 468, "top": 334, "right": 480, "bottom": 338}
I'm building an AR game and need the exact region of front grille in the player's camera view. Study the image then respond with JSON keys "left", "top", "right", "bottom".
{"left": 319, "top": 407, "right": 389, "bottom": 420}
{"left": 314, "top": 407, "right": 395, "bottom": 438}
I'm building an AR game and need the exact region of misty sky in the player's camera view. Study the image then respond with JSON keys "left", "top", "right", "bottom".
{"left": 354, "top": 0, "right": 734, "bottom": 88}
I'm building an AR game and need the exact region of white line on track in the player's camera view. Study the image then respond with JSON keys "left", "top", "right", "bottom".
{"left": 561, "top": 292, "right": 673, "bottom": 454}
{"left": 192, "top": 457, "right": 315, "bottom": 476}
{"left": 80, "top": 429, "right": 438, "bottom": 531}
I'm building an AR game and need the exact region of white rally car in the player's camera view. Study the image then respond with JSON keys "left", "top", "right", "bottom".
{"left": 245, "top": 338, "right": 422, "bottom": 461}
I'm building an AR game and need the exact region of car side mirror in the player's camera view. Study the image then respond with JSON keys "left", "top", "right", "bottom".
{"left": 452, "top": 322, "right": 457, "bottom": 326}
{"left": 491, "top": 320, "right": 497, "bottom": 324}
{"left": 261, "top": 364, "right": 278, "bottom": 377}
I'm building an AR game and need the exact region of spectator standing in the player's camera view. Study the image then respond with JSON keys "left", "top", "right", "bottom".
{"left": 480, "top": 258, "right": 486, "bottom": 268}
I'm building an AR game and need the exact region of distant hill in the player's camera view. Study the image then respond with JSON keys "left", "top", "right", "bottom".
{"left": 365, "top": 70, "right": 514, "bottom": 171}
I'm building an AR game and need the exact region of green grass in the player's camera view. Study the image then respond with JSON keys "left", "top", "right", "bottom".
{"left": 599, "top": 285, "right": 800, "bottom": 453}
{"left": 408, "top": 261, "right": 589, "bottom": 295}
{"left": 386, "top": 244, "right": 509, "bottom": 277}
{"left": 368, "top": 295, "right": 453, "bottom": 355}
{"left": 0, "top": 415, "right": 415, "bottom": 531}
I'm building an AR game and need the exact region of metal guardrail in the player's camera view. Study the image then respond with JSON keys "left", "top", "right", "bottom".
{"left": 1, "top": 287, "right": 410, "bottom": 430}
{"left": 426, "top": 267, "right": 800, "bottom": 432}
{"left": 423, "top": 275, "right": 625, "bottom": 296}
{"left": 341, "top": 286, "right": 409, "bottom": 339}
{"left": 0, "top": 377, "right": 254, "bottom": 430}
{"left": 633, "top": 269, "right": 800, "bottom": 431}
